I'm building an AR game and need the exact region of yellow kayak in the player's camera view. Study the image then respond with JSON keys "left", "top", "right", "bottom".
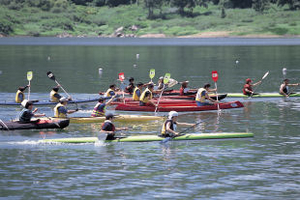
{"left": 45, "top": 115, "right": 164, "bottom": 124}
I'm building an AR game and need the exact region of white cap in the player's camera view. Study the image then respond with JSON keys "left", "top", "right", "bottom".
{"left": 159, "top": 76, "right": 164, "bottom": 80}
{"left": 168, "top": 111, "right": 178, "bottom": 119}
{"left": 21, "top": 99, "right": 28, "bottom": 107}
{"left": 59, "top": 97, "right": 68, "bottom": 103}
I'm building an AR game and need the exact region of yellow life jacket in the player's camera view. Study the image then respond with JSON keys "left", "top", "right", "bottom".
{"left": 50, "top": 90, "right": 60, "bottom": 102}
{"left": 161, "top": 119, "right": 176, "bottom": 134}
{"left": 139, "top": 88, "right": 152, "bottom": 103}
{"left": 54, "top": 103, "right": 67, "bottom": 118}
{"left": 104, "top": 89, "right": 114, "bottom": 97}
{"left": 132, "top": 87, "right": 141, "bottom": 101}
{"left": 196, "top": 88, "right": 207, "bottom": 103}
{"left": 15, "top": 90, "right": 25, "bottom": 103}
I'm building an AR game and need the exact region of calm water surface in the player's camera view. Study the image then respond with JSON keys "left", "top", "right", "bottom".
{"left": 0, "top": 38, "right": 300, "bottom": 199}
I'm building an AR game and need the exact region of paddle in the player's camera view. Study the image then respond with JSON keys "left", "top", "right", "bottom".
{"left": 212, "top": 70, "right": 220, "bottom": 111}
{"left": 0, "top": 119, "right": 9, "bottom": 130}
{"left": 27, "top": 71, "right": 33, "bottom": 100}
{"left": 249, "top": 71, "right": 269, "bottom": 99}
{"left": 167, "top": 78, "right": 178, "bottom": 88}
{"left": 155, "top": 73, "right": 171, "bottom": 113}
{"left": 160, "top": 121, "right": 201, "bottom": 144}
{"left": 149, "top": 69, "right": 155, "bottom": 83}
{"left": 118, "top": 72, "right": 126, "bottom": 103}
{"left": 47, "top": 71, "right": 72, "bottom": 99}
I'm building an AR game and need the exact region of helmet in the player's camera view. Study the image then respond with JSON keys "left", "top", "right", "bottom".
{"left": 159, "top": 76, "right": 164, "bottom": 80}
{"left": 246, "top": 78, "right": 252, "bottom": 83}
{"left": 168, "top": 111, "right": 178, "bottom": 119}
{"left": 105, "top": 113, "right": 114, "bottom": 119}
{"left": 21, "top": 99, "right": 29, "bottom": 107}
{"left": 59, "top": 97, "right": 68, "bottom": 103}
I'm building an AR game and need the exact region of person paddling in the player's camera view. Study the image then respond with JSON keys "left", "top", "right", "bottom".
{"left": 132, "top": 82, "right": 144, "bottom": 101}
{"left": 15, "top": 85, "right": 30, "bottom": 103}
{"left": 19, "top": 100, "right": 45, "bottom": 122}
{"left": 179, "top": 81, "right": 197, "bottom": 96}
{"left": 161, "top": 111, "right": 195, "bottom": 137}
{"left": 279, "top": 79, "right": 299, "bottom": 97}
{"left": 195, "top": 83, "right": 217, "bottom": 106}
{"left": 139, "top": 83, "right": 156, "bottom": 106}
{"left": 50, "top": 85, "right": 63, "bottom": 102}
{"left": 104, "top": 84, "right": 119, "bottom": 98}
{"left": 124, "top": 77, "right": 135, "bottom": 94}
{"left": 91, "top": 96, "right": 116, "bottom": 117}
{"left": 100, "top": 113, "right": 128, "bottom": 140}
{"left": 53, "top": 97, "right": 78, "bottom": 118}
{"left": 243, "top": 78, "right": 262, "bottom": 96}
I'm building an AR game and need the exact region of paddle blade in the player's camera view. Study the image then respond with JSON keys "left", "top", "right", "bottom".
{"left": 212, "top": 70, "right": 218, "bottom": 82}
{"left": 160, "top": 137, "right": 171, "bottom": 144}
{"left": 118, "top": 72, "right": 125, "bottom": 82}
{"left": 47, "top": 71, "right": 55, "bottom": 81}
{"left": 149, "top": 69, "right": 155, "bottom": 79}
{"left": 163, "top": 73, "right": 171, "bottom": 84}
{"left": 27, "top": 71, "right": 33, "bottom": 81}
{"left": 262, "top": 71, "right": 269, "bottom": 80}
{"left": 168, "top": 78, "right": 178, "bottom": 88}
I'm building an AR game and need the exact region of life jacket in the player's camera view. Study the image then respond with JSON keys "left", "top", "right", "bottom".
{"left": 104, "top": 89, "right": 115, "bottom": 98}
{"left": 15, "top": 90, "right": 24, "bottom": 103}
{"left": 196, "top": 88, "right": 207, "bottom": 103}
{"left": 179, "top": 87, "right": 184, "bottom": 96}
{"left": 54, "top": 103, "right": 67, "bottom": 118}
{"left": 132, "top": 87, "right": 141, "bottom": 101}
{"left": 283, "top": 85, "right": 289, "bottom": 94}
{"left": 50, "top": 90, "right": 60, "bottom": 102}
{"left": 91, "top": 103, "right": 106, "bottom": 117}
{"left": 243, "top": 84, "right": 253, "bottom": 95}
{"left": 139, "top": 88, "right": 153, "bottom": 103}
{"left": 18, "top": 108, "right": 33, "bottom": 122}
{"left": 161, "top": 119, "right": 177, "bottom": 134}
{"left": 101, "top": 120, "right": 115, "bottom": 131}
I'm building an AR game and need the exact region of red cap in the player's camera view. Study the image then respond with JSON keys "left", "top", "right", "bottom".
{"left": 246, "top": 78, "right": 252, "bottom": 83}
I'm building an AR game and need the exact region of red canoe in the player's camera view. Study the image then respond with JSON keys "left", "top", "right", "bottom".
{"left": 115, "top": 101, "right": 244, "bottom": 112}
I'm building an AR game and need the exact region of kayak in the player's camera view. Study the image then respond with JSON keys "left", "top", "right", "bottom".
{"left": 164, "top": 94, "right": 227, "bottom": 101}
{"left": 39, "top": 132, "right": 254, "bottom": 143}
{"left": 45, "top": 115, "right": 164, "bottom": 124}
{"left": 0, "top": 119, "right": 69, "bottom": 130}
{"left": 0, "top": 98, "right": 99, "bottom": 106}
{"left": 115, "top": 101, "right": 244, "bottom": 112}
{"left": 227, "top": 93, "right": 300, "bottom": 98}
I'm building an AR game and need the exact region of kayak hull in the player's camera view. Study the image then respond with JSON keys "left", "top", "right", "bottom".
{"left": 0, "top": 98, "right": 99, "bottom": 106}
{"left": 39, "top": 132, "right": 254, "bottom": 143}
{"left": 0, "top": 119, "right": 70, "bottom": 130}
{"left": 115, "top": 101, "right": 244, "bottom": 112}
{"left": 227, "top": 93, "right": 300, "bottom": 98}
{"left": 48, "top": 115, "right": 163, "bottom": 124}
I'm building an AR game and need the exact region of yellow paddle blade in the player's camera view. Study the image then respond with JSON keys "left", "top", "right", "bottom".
{"left": 27, "top": 71, "right": 33, "bottom": 81}
{"left": 149, "top": 69, "right": 155, "bottom": 79}
{"left": 163, "top": 73, "right": 171, "bottom": 84}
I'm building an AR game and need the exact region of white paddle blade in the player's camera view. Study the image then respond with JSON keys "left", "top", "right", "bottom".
{"left": 262, "top": 71, "right": 269, "bottom": 80}
{"left": 27, "top": 71, "right": 33, "bottom": 81}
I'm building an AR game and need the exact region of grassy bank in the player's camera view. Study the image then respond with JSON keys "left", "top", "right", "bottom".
{"left": 1, "top": 3, "right": 300, "bottom": 37}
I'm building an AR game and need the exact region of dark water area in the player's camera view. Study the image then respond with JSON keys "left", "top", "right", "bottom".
{"left": 0, "top": 38, "right": 300, "bottom": 199}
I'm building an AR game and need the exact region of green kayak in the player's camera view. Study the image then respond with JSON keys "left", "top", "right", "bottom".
{"left": 39, "top": 132, "right": 254, "bottom": 143}
{"left": 227, "top": 93, "right": 300, "bottom": 98}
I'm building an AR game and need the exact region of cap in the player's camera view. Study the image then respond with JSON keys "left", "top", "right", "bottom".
{"left": 21, "top": 99, "right": 29, "bottom": 107}
{"left": 59, "top": 97, "right": 68, "bottom": 103}
{"left": 105, "top": 113, "right": 114, "bottom": 119}
{"left": 159, "top": 76, "right": 164, "bottom": 80}
{"left": 246, "top": 78, "right": 252, "bottom": 83}
{"left": 168, "top": 111, "right": 178, "bottom": 119}
{"left": 137, "top": 82, "right": 144, "bottom": 86}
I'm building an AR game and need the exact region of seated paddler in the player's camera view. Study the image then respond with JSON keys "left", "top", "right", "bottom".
{"left": 15, "top": 85, "right": 30, "bottom": 103}
{"left": 19, "top": 100, "right": 45, "bottom": 122}
{"left": 104, "top": 84, "right": 119, "bottom": 99}
{"left": 195, "top": 83, "right": 217, "bottom": 106}
{"left": 91, "top": 95, "right": 116, "bottom": 117}
{"left": 50, "top": 85, "right": 62, "bottom": 102}
{"left": 161, "top": 111, "right": 195, "bottom": 137}
{"left": 100, "top": 113, "right": 128, "bottom": 140}
{"left": 132, "top": 82, "right": 144, "bottom": 101}
{"left": 139, "top": 83, "right": 156, "bottom": 107}
{"left": 53, "top": 97, "right": 78, "bottom": 118}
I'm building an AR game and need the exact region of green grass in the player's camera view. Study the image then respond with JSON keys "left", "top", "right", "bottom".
{"left": 1, "top": 3, "right": 300, "bottom": 37}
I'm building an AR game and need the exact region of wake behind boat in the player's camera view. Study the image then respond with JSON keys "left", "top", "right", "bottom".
{"left": 39, "top": 132, "right": 254, "bottom": 143}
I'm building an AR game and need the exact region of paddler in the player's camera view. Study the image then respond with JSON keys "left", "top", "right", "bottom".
{"left": 132, "top": 82, "right": 144, "bottom": 101}
{"left": 195, "top": 83, "right": 217, "bottom": 106}
{"left": 18, "top": 100, "right": 45, "bottom": 122}
{"left": 53, "top": 97, "right": 78, "bottom": 118}
{"left": 179, "top": 81, "right": 197, "bottom": 96}
{"left": 139, "top": 83, "right": 156, "bottom": 106}
{"left": 91, "top": 95, "right": 116, "bottom": 117}
{"left": 279, "top": 79, "right": 299, "bottom": 97}
{"left": 124, "top": 77, "right": 135, "bottom": 94}
{"left": 15, "top": 85, "right": 30, "bottom": 103}
{"left": 156, "top": 76, "right": 165, "bottom": 90}
{"left": 161, "top": 111, "right": 195, "bottom": 137}
{"left": 243, "top": 78, "right": 262, "bottom": 96}
{"left": 100, "top": 113, "right": 128, "bottom": 140}
{"left": 50, "top": 85, "right": 62, "bottom": 102}
{"left": 104, "top": 84, "right": 119, "bottom": 98}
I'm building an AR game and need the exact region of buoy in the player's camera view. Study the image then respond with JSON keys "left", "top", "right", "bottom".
{"left": 47, "top": 56, "right": 51, "bottom": 61}
{"left": 133, "top": 64, "right": 137, "bottom": 68}
{"left": 235, "top": 60, "right": 239, "bottom": 64}
{"left": 98, "top": 68, "right": 103, "bottom": 74}
{"left": 136, "top": 54, "right": 139, "bottom": 59}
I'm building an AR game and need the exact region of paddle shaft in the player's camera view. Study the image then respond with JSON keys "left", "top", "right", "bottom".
{"left": 214, "top": 82, "right": 220, "bottom": 111}
{"left": 249, "top": 71, "right": 269, "bottom": 99}
{"left": 28, "top": 80, "right": 31, "bottom": 100}
{"left": 54, "top": 80, "right": 71, "bottom": 98}
{"left": 155, "top": 85, "right": 165, "bottom": 113}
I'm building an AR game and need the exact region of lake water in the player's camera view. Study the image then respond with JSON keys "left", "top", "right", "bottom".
{"left": 0, "top": 37, "right": 300, "bottom": 199}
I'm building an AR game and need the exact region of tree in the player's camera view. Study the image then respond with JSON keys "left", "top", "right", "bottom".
{"left": 277, "top": 0, "right": 300, "bottom": 10}
{"left": 144, "top": 0, "right": 164, "bottom": 19}
{"left": 253, "top": 0, "right": 270, "bottom": 13}
{"left": 170, "top": 0, "right": 209, "bottom": 16}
